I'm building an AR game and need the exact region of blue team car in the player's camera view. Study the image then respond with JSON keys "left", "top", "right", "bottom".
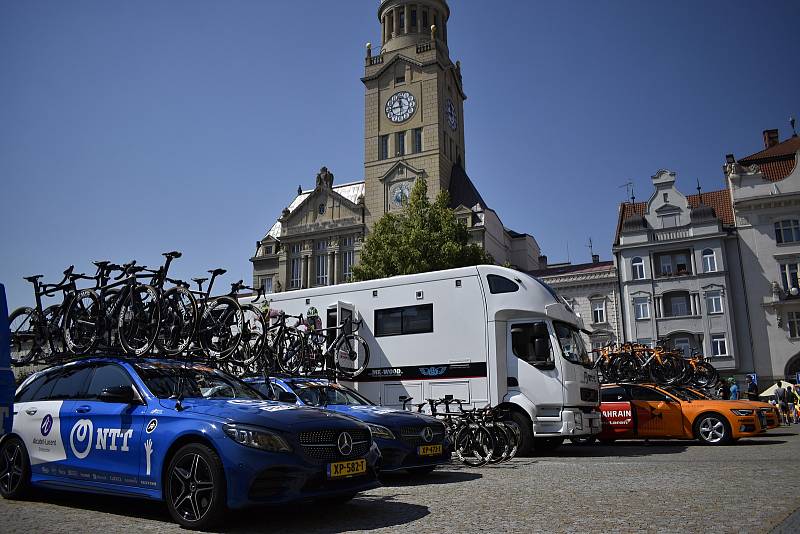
{"left": 246, "top": 376, "right": 451, "bottom": 474}
{"left": 0, "top": 358, "right": 381, "bottom": 529}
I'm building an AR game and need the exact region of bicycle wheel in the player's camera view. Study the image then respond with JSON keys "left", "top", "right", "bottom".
{"left": 274, "top": 329, "right": 305, "bottom": 374}
{"left": 612, "top": 352, "right": 640, "bottom": 383}
{"left": 692, "top": 361, "right": 719, "bottom": 389}
{"left": 231, "top": 304, "right": 266, "bottom": 366}
{"left": 8, "top": 307, "right": 39, "bottom": 365}
{"left": 651, "top": 354, "right": 685, "bottom": 385}
{"left": 454, "top": 424, "right": 495, "bottom": 467}
{"left": 487, "top": 423, "right": 512, "bottom": 464}
{"left": 63, "top": 289, "right": 101, "bottom": 355}
{"left": 500, "top": 420, "right": 521, "bottom": 461}
{"left": 198, "top": 296, "right": 244, "bottom": 360}
{"left": 334, "top": 333, "right": 370, "bottom": 378}
{"left": 118, "top": 284, "right": 161, "bottom": 356}
{"left": 156, "top": 286, "right": 197, "bottom": 356}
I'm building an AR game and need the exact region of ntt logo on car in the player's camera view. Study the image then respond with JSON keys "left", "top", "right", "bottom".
{"left": 70, "top": 419, "right": 134, "bottom": 459}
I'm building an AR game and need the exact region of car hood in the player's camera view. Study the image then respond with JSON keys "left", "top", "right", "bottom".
{"left": 158, "top": 398, "right": 367, "bottom": 432}
{"left": 323, "top": 405, "right": 441, "bottom": 428}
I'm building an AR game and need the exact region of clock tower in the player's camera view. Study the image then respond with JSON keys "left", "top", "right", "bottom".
{"left": 362, "top": 0, "right": 465, "bottom": 226}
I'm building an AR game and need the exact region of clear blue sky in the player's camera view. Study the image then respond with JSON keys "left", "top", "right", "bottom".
{"left": 1, "top": 0, "right": 798, "bottom": 308}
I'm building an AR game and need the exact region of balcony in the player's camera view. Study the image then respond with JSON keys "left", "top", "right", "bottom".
{"left": 651, "top": 228, "right": 691, "bottom": 242}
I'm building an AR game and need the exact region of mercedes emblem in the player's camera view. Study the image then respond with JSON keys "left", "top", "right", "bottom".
{"left": 337, "top": 432, "right": 354, "bottom": 456}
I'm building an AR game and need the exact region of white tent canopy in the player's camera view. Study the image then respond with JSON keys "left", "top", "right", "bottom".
{"left": 759, "top": 382, "right": 798, "bottom": 399}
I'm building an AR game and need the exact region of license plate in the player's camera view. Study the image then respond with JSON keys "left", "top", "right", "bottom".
{"left": 417, "top": 444, "right": 442, "bottom": 456}
{"left": 327, "top": 459, "right": 366, "bottom": 479}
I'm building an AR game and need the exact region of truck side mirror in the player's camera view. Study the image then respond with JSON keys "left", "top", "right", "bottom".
{"left": 534, "top": 338, "right": 551, "bottom": 361}
{"left": 533, "top": 323, "right": 549, "bottom": 338}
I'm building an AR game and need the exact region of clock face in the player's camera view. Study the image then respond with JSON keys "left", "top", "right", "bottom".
{"left": 445, "top": 98, "right": 458, "bottom": 131}
{"left": 389, "top": 181, "right": 412, "bottom": 208}
{"left": 385, "top": 91, "right": 417, "bottom": 123}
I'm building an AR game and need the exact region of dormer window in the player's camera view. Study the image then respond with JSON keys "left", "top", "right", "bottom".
{"left": 661, "top": 214, "right": 678, "bottom": 228}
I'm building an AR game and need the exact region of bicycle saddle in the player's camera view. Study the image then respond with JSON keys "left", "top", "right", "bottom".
{"left": 24, "top": 275, "right": 44, "bottom": 282}
{"left": 162, "top": 251, "right": 182, "bottom": 259}
{"left": 63, "top": 265, "right": 75, "bottom": 276}
{"left": 127, "top": 265, "right": 146, "bottom": 274}
{"left": 192, "top": 277, "right": 208, "bottom": 285}
{"left": 209, "top": 268, "right": 227, "bottom": 276}
{"left": 93, "top": 260, "right": 111, "bottom": 268}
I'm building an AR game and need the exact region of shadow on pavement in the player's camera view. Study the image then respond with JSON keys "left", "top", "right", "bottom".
{"left": 380, "top": 467, "right": 482, "bottom": 487}
{"left": 554, "top": 441, "right": 690, "bottom": 457}
{"left": 28, "top": 489, "right": 171, "bottom": 523}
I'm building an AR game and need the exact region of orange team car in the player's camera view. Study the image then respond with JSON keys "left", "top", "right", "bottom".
{"left": 594, "top": 383, "right": 774, "bottom": 445}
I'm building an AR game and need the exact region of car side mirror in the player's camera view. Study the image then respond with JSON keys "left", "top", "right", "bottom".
{"left": 99, "top": 385, "right": 137, "bottom": 404}
{"left": 278, "top": 391, "right": 298, "bottom": 403}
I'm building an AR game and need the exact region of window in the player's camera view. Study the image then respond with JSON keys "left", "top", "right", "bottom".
{"left": 342, "top": 250, "right": 354, "bottom": 282}
{"left": 628, "top": 385, "right": 673, "bottom": 402}
{"left": 663, "top": 193, "right": 669, "bottom": 202}
{"left": 48, "top": 366, "right": 94, "bottom": 400}
{"left": 28, "top": 372, "right": 60, "bottom": 401}
{"left": 413, "top": 127, "right": 423, "bottom": 153}
{"left": 669, "top": 294, "right": 689, "bottom": 317}
{"left": 634, "top": 297, "right": 650, "bottom": 320}
{"left": 314, "top": 240, "right": 327, "bottom": 286}
{"left": 15, "top": 373, "right": 50, "bottom": 403}
{"left": 487, "top": 274, "right": 519, "bottom": 294}
{"left": 379, "top": 135, "right": 389, "bottom": 160}
{"left": 706, "top": 291, "right": 722, "bottom": 314}
{"left": 262, "top": 276, "right": 273, "bottom": 294}
{"left": 711, "top": 335, "right": 728, "bottom": 357}
{"left": 775, "top": 219, "right": 800, "bottom": 244}
{"left": 673, "top": 338, "right": 691, "bottom": 356}
{"left": 395, "top": 75, "right": 405, "bottom": 84}
{"left": 637, "top": 338, "right": 653, "bottom": 348}
{"left": 631, "top": 257, "right": 645, "bottom": 280}
{"left": 395, "top": 131, "right": 405, "bottom": 156}
{"left": 660, "top": 255, "right": 673, "bottom": 276}
{"left": 422, "top": 10, "right": 428, "bottom": 29}
{"left": 85, "top": 364, "right": 135, "bottom": 399}
{"left": 601, "top": 386, "right": 628, "bottom": 402}
{"left": 789, "top": 312, "right": 800, "bottom": 338}
{"left": 511, "top": 322, "right": 553, "bottom": 366}
{"left": 375, "top": 304, "right": 433, "bottom": 337}
{"left": 554, "top": 322, "right": 591, "bottom": 365}
{"left": 675, "top": 254, "right": 688, "bottom": 275}
{"left": 661, "top": 214, "right": 678, "bottom": 228}
{"left": 410, "top": 8, "right": 417, "bottom": 29}
{"left": 134, "top": 364, "right": 262, "bottom": 400}
{"left": 702, "top": 249, "right": 717, "bottom": 272}
{"left": 779, "top": 262, "right": 799, "bottom": 291}
{"left": 457, "top": 216, "right": 469, "bottom": 226}
{"left": 290, "top": 258, "right": 301, "bottom": 289}
{"left": 591, "top": 300, "right": 606, "bottom": 324}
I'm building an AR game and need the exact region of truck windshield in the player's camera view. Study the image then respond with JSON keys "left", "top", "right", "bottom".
{"left": 553, "top": 322, "right": 592, "bottom": 367}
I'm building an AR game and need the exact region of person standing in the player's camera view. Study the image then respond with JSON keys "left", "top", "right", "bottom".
{"left": 747, "top": 375, "right": 759, "bottom": 401}
{"left": 775, "top": 381, "right": 788, "bottom": 425}
{"left": 720, "top": 380, "right": 731, "bottom": 400}
{"left": 788, "top": 385, "right": 799, "bottom": 424}
{"left": 729, "top": 378, "right": 739, "bottom": 400}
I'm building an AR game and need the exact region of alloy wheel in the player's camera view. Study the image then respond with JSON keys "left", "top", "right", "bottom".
{"left": 0, "top": 442, "right": 24, "bottom": 494}
{"left": 170, "top": 453, "right": 215, "bottom": 523}
{"left": 698, "top": 416, "right": 726, "bottom": 443}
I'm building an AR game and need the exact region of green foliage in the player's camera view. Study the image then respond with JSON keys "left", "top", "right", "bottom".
{"left": 352, "top": 179, "right": 493, "bottom": 281}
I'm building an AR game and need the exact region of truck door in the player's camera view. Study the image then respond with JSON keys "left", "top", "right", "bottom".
{"left": 506, "top": 321, "right": 563, "bottom": 413}
{"left": 627, "top": 385, "right": 683, "bottom": 438}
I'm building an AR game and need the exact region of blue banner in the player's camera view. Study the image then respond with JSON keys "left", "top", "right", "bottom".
{"left": 0, "top": 283, "right": 13, "bottom": 436}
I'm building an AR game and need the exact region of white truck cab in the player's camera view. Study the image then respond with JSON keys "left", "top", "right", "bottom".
{"left": 259, "top": 265, "right": 601, "bottom": 454}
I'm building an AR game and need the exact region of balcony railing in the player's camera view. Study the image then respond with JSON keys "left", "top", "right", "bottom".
{"left": 651, "top": 228, "right": 691, "bottom": 241}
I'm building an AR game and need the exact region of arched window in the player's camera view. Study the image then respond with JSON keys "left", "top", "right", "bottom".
{"left": 775, "top": 219, "right": 800, "bottom": 244}
{"left": 631, "top": 257, "right": 645, "bottom": 280}
{"left": 702, "top": 249, "right": 717, "bottom": 273}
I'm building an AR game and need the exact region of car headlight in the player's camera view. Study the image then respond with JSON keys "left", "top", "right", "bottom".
{"left": 367, "top": 424, "right": 395, "bottom": 440}
{"left": 223, "top": 423, "right": 292, "bottom": 453}
{"left": 731, "top": 409, "right": 754, "bottom": 416}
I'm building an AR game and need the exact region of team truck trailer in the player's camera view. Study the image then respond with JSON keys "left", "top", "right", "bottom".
{"left": 258, "top": 265, "right": 601, "bottom": 455}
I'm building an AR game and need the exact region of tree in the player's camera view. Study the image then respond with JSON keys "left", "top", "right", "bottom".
{"left": 352, "top": 179, "right": 493, "bottom": 281}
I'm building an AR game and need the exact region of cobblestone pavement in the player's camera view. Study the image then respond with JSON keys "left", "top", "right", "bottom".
{"left": 3, "top": 430, "right": 800, "bottom": 533}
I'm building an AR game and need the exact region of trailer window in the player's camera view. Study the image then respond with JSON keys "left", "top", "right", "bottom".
{"left": 487, "top": 275, "right": 519, "bottom": 294}
{"left": 375, "top": 303, "right": 433, "bottom": 337}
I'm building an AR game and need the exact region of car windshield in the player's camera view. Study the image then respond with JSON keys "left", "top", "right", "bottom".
{"left": 665, "top": 386, "right": 707, "bottom": 401}
{"left": 288, "top": 382, "right": 373, "bottom": 407}
{"left": 134, "top": 363, "right": 264, "bottom": 400}
{"left": 553, "top": 322, "right": 592, "bottom": 367}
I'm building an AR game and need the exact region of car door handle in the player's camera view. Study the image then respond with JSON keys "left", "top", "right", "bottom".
{"left": 76, "top": 405, "right": 92, "bottom": 413}
{"left": 25, "top": 408, "right": 37, "bottom": 416}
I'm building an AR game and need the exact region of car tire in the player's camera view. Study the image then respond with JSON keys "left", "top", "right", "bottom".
{"left": 507, "top": 411, "right": 534, "bottom": 457}
{"left": 533, "top": 437, "right": 564, "bottom": 453}
{"left": 407, "top": 466, "right": 436, "bottom": 476}
{"left": 165, "top": 443, "right": 227, "bottom": 530}
{"left": 694, "top": 413, "right": 732, "bottom": 445}
{"left": 0, "top": 436, "right": 32, "bottom": 499}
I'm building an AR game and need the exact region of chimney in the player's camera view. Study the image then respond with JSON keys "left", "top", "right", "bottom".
{"left": 763, "top": 129, "right": 779, "bottom": 149}
{"left": 538, "top": 255, "right": 548, "bottom": 268}
{"left": 592, "top": 254, "right": 600, "bottom": 264}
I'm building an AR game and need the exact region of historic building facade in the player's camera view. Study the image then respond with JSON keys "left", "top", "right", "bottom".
{"left": 251, "top": 0, "right": 540, "bottom": 292}
{"left": 529, "top": 256, "right": 622, "bottom": 352}
{"left": 612, "top": 170, "right": 747, "bottom": 374}
{"left": 725, "top": 128, "right": 800, "bottom": 382}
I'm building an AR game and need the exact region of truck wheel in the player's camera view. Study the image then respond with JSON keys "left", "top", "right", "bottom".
{"left": 507, "top": 411, "right": 534, "bottom": 457}
{"left": 694, "top": 413, "right": 731, "bottom": 445}
{"left": 0, "top": 436, "right": 31, "bottom": 499}
{"left": 533, "top": 437, "right": 564, "bottom": 453}
{"left": 165, "top": 443, "right": 227, "bottom": 530}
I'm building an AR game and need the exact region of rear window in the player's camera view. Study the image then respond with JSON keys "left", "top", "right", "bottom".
{"left": 601, "top": 386, "right": 628, "bottom": 402}
{"left": 15, "top": 373, "right": 50, "bottom": 403}
{"left": 48, "top": 366, "right": 93, "bottom": 400}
